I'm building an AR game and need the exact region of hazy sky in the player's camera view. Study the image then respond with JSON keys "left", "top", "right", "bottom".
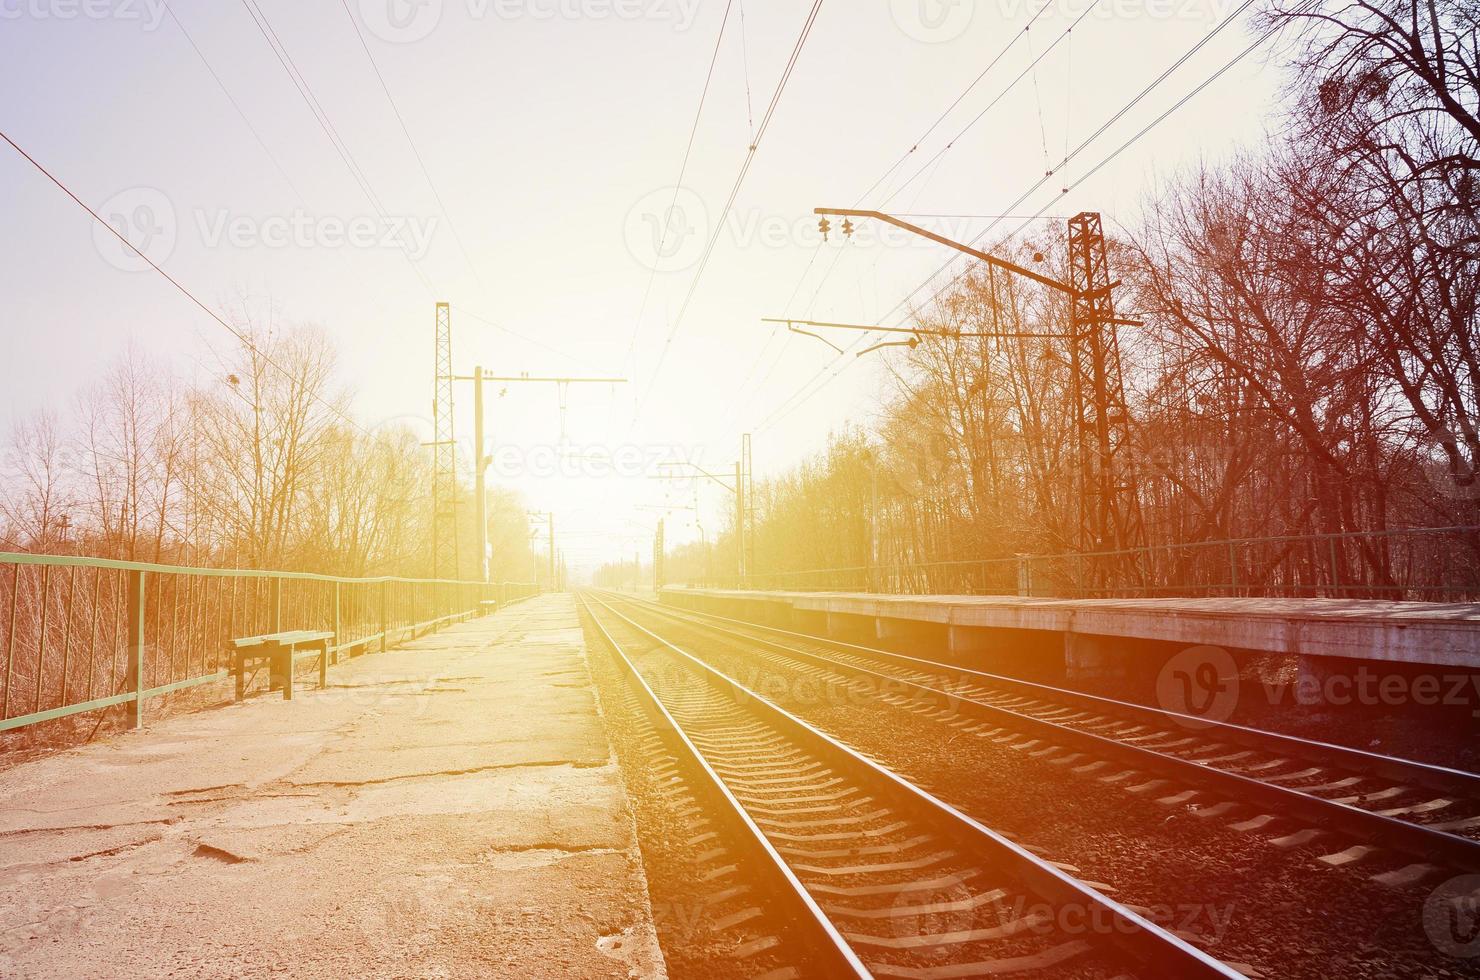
{"left": 0, "top": 0, "right": 1286, "bottom": 575}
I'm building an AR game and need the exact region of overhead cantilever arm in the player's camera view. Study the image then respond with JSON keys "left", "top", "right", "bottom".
{"left": 762, "top": 316, "right": 1075, "bottom": 340}
{"left": 858, "top": 337, "right": 919, "bottom": 357}
{"left": 655, "top": 462, "right": 737, "bottom": 494}
{"left": 814, "top": 207, "right": 1077, "bottom": 296}
{"left": 786, "top": 323, "right": 845, "bottom": 353}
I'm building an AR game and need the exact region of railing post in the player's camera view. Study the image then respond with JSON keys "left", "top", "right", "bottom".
{"left": 379, "top": 582, "right": 389, "bottom": 653}
{"left": 124, "top": 570, "right": 146, "bottom": 729}
{"left": 268, "top": 577, "right": 283, "bottom": 691}
{"left": 332, "top": 582, "right": 341, "bottom": 665}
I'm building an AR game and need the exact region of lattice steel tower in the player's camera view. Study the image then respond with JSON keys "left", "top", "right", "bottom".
{"left": 432, "top": 302, "right": 460, "bottom": 579}
{"left": 1066, "top": 213, "right": 1143, "bottom": 559}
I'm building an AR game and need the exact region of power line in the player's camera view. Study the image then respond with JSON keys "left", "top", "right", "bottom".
{"left": 623, "top": 0, "right": 736, "bottom": 374}
{"left": 737, "top": 0, "right": 755, "bottom": 142}
{"left": 337, "top": 0, "right": 486, "bottom": 290}
{"left": 888, "top": 0, "right": 1261, "bottom": 322}
{"left": 750, "top": 0, "right": 1276, "bottom": 436}
{"left": 452, "top": 305, "right": 617, "bottom": 376}
{"left": 768, "top": 0, "right": 1086, "bottom": 365}
{"left": 160, "top": 1, "right": 306, "bottom": 205}
{"left": 237, "top": 0, "right": 436, "bottom": 297}
{"left": 635, "top": 0, "right": 828, "bottom": 418}
{"left": 879, "top": 0, "right": 1103, "bottom": 210}
{"left": 852, "top": 0, "right": 1055, "bottom": 209}
{"left": 1002, "top": 20, "right": 1285, "bottom": 241}
{"left": 0, "top": 127, "right": 371, "bottom": 437}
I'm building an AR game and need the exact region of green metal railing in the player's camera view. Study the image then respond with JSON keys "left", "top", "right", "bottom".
{"left": 698, "top": 526, "right": 1480, "bottom": 602}
{"left": 0, "top": 552, "right": 538, "bottom": 737}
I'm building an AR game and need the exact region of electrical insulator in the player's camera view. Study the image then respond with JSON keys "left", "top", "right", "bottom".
{"left": 842, "top": 218, "right": 854, "bottom": 238}
{"left": 818, "top": 217, "right": 831, "bottom": 241}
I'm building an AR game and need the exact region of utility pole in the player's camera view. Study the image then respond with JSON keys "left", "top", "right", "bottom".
{"left": 431, "top": 303, "right": 459, "bottom": 579}
{"left": 472, "top": 365, "right": 488, "bottom": 582}
{"left": 741, "top": 432, "right": 755, "bottom": 579}
{"left": 656, "top": 433, "right": 755, "bottom": 586}
{"left": 812, "top": 207, "right": 1146, "bottom": 569}
{"left": 735, "top": 461, "right": 746, "bottom": 584}
{"left": 454, "top": 371, "right": 626, "bottom": 583}
{"left": 653, "top": 518, "right": 664, "bottom": 592}
{"left": 1066, "top": 212, "right": 1144, "bottom": 566}
{"left": 869, "top": 457, "right": 879, "bottom": 593}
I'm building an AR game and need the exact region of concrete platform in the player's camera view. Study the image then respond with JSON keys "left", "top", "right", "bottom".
{"left": 0, "top": 595, "right": 664, "bottom": 979}
{"left": 663, "top": 588, "right": 1480, "bottom": 670}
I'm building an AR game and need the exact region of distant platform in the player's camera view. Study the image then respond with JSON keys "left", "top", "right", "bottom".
{"left": 0, "top": 595, "right": 662, "bottom": 979}
{"left": 662, "top": 588, "right": 1480, "bottom": 670}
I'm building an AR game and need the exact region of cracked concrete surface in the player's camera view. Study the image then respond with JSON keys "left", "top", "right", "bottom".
{"left": 0, "top": 595, "right": 666, "bottom": 979}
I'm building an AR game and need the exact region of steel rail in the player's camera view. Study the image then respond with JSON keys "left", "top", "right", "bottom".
{"left": 583, "top": 590, "right": 1242, "bottom": 979}
{"left": 576, "top": 592, "right": 872, "bottom": 979}
{"left": 617, "top": 592, "right": 1480, "bottom": 873}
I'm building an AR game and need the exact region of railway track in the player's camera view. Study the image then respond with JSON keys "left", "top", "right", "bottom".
{"left": 579, "top": 591, "right": 1244, "bottom": 979}
{"left": 606, "top": 590, "right": 1480, "bottom": 885}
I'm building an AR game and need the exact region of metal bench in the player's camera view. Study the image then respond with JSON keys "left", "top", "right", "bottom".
{"left": 479, "top": 599, "right": 500, "bottom": 616}
{"left": 231, "top": 630, "right": 335, "bottom": 701}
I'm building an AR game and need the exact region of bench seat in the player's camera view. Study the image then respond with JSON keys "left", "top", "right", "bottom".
{"left": 231, "top": 630, "right": 335, "bottom": 701}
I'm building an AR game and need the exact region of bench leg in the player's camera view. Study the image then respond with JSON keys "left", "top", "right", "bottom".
{"left": 235, "top": 653, "right": 245, "bottom": 702}
{"left": 319, "top": 640, "right": 329, "bottom": 689}
{"left": 282, "top": 647, "right": 294, "bottom": 701}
